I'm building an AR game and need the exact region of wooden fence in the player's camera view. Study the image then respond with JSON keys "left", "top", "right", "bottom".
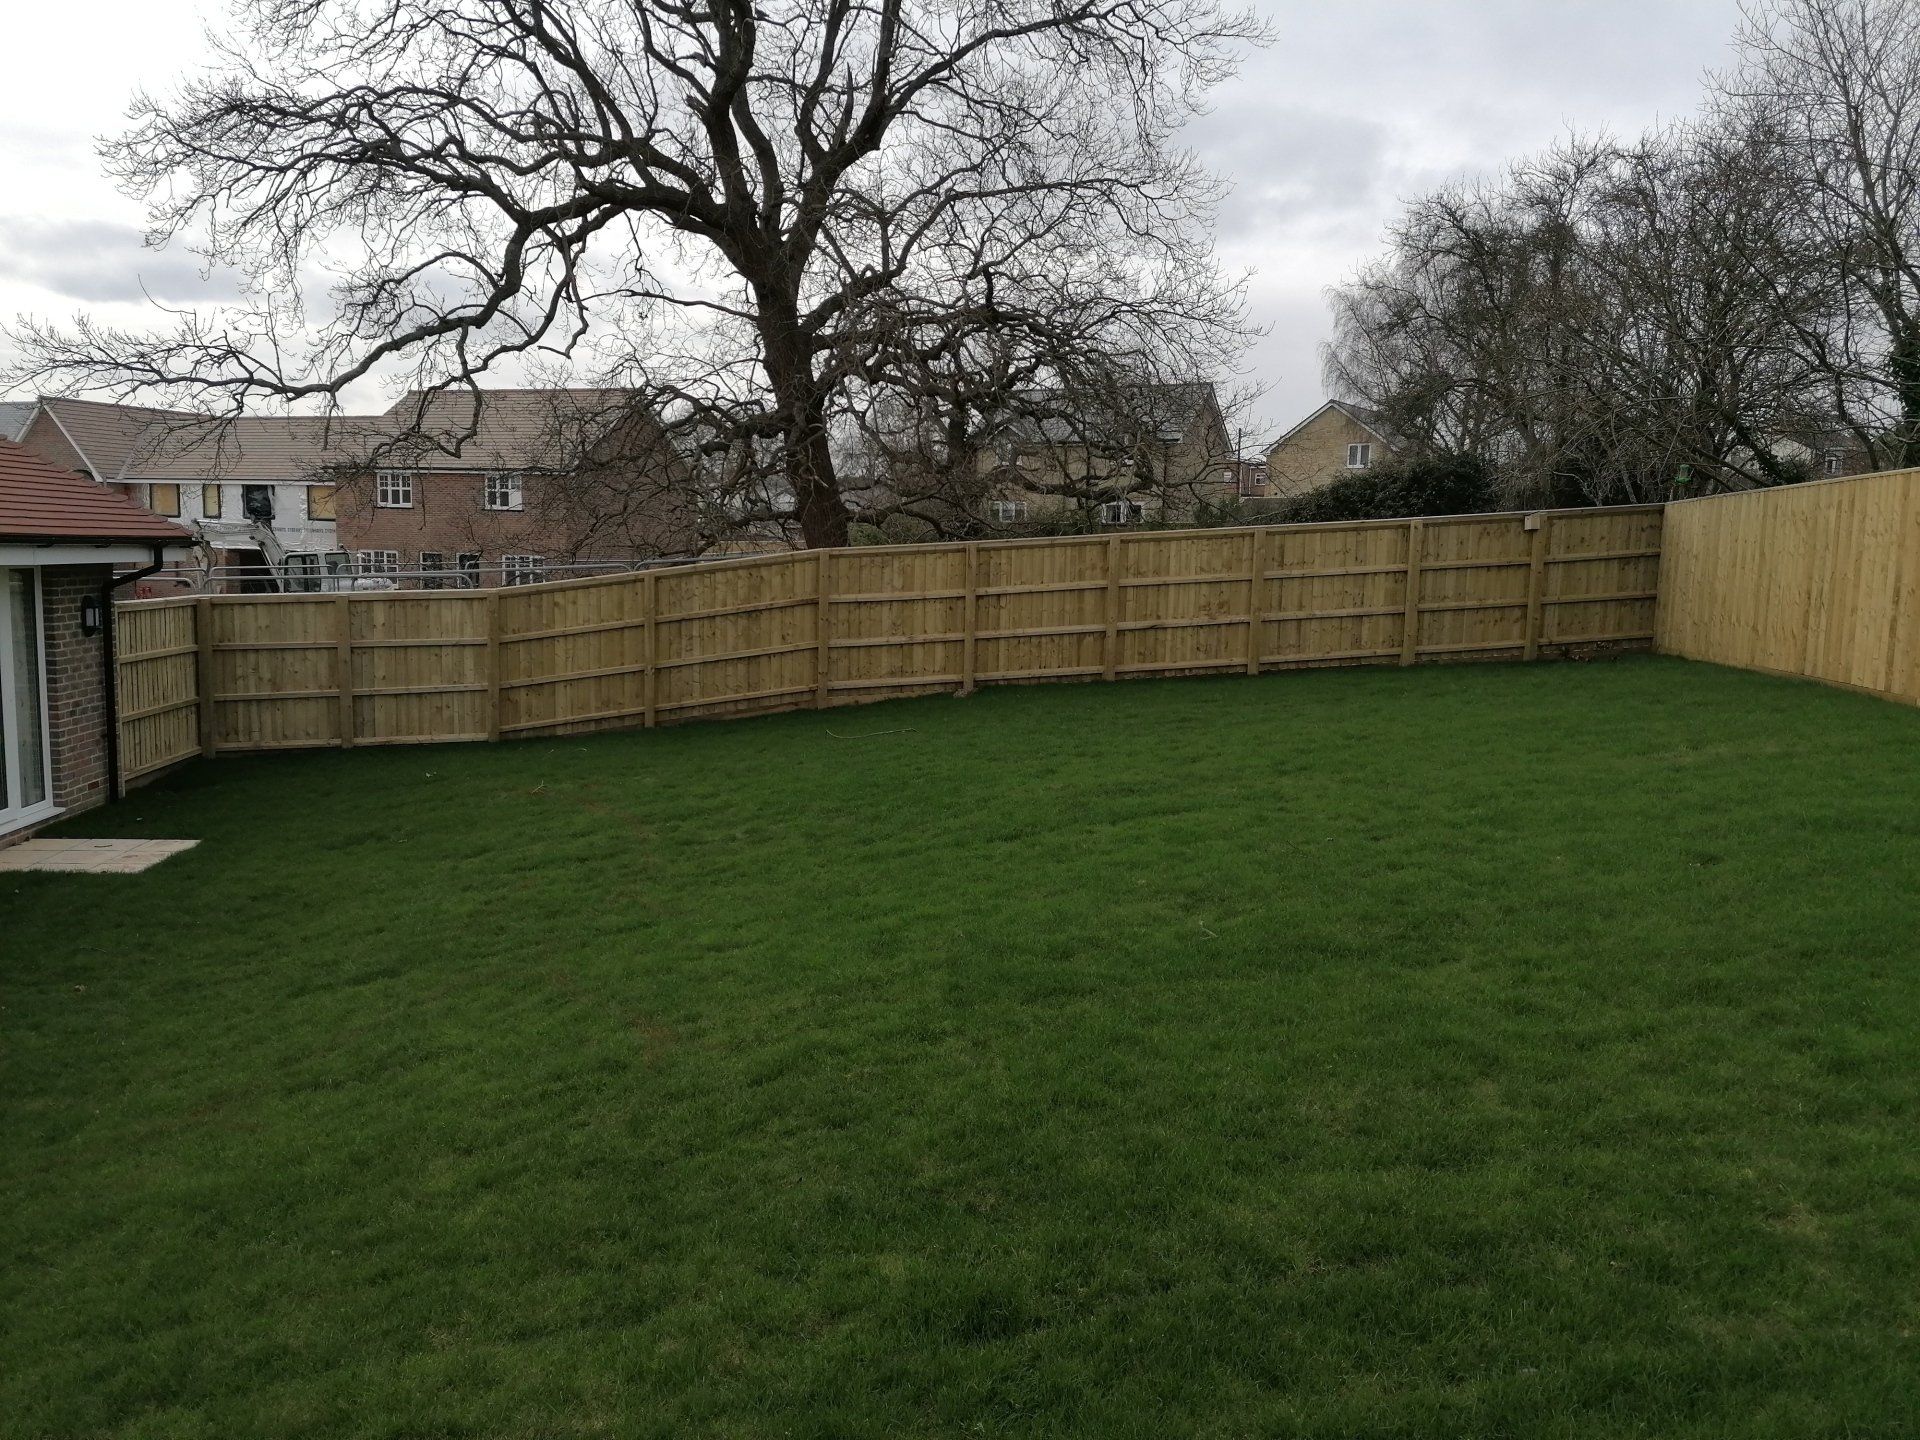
{"left": 113, "top": 505, "right": 1664, "bottom": 784}
{"left": 1657, "top": 465, "right": 1920, "bottom": 704}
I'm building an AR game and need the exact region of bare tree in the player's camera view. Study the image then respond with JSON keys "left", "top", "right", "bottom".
{"left": 1716, "top": 0, "right": 1920, "bottom": 465}
{"left": 8, "top": 0, "right": 1264, "bottom": 548}
{"left": 1327, "top": 123, "right": 1839, "bottom": 504}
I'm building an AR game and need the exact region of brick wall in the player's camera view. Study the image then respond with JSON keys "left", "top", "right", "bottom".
{"left": 3, "top": 565, "right": 114, "bottom": 847}
{"left": 39, "top": 567, "right": 113, "bottom": 816}
{"left": 16, "top": 410, "right": 93, "bottom": 477}
{"left": 335, "top": 464, "right": 700, "bottom": 580}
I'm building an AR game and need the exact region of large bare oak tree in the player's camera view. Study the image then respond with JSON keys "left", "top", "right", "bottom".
{"left": 10, "top": 0, "right": 1264, "bottom": 547}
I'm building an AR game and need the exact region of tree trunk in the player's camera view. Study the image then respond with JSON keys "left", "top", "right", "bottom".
{"left": 758, "top": 291, "right": 852, "bottom": 550}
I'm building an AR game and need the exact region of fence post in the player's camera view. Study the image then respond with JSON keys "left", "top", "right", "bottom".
{"left": 195, "top": 596, "right": 216, "bottom": 757}
{"left": 643, "top": 570, "right": 659, "bottom": 727}
{"left": 335, "top": 593, "right": 355, "bottom": 746}
{"left": 1400, "top": 519, "right": 1425, "bottom": 666}
{"left": 814, "top": 549, "right": 832, "bottom": 708}
{"left": 962, "top": 543, "right": 979, "bottom": 694}
{"left": 1523, "top": 513, "right": 1550, "bottom": 661}
{"left": 1246, "top": 527, "right": 1264, "bottom": 676}
{"left": 1103, "top": 533, "right": 1122, "bottom": 681}
{"left": 484, "top": 590, "right": 502, "bottom": 741}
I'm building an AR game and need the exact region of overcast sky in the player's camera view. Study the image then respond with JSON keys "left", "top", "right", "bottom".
{"left": 0, "top": 0, "right": 1745, "bottom": 444}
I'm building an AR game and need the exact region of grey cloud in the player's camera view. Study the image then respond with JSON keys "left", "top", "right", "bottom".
{"left": 0, "top": 217, "right": 244, "bottom": 305}
{"left": 1185, "top": 101, "right": 1394, "bottom": 242}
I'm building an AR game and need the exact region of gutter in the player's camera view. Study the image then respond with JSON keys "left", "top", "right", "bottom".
{"left": 102, "top": 544, "right": 171, "bottom": 802}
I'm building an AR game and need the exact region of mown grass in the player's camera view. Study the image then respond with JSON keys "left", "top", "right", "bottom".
{"left": 4, "top": 655, "right": 1919, "bottom": 1439}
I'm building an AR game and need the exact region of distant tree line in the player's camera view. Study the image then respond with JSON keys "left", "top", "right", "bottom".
{"left": 1326, "top": 0, "right": 1920, "bottom": 509}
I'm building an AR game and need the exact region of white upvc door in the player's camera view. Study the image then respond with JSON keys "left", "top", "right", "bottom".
{"left": 0, "top": 566, "right": 55, "bottom": 834}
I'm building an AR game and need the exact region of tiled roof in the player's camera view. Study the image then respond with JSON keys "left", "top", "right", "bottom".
{"left": 992, "top": 382, "right": 1219, "bottom": 447}
{"left": 119, "top": 414, "right": 395, "bottom": 482}
{"left": 0, "top": 401, "right": 34, "bottom": 442}
{"left": 38, "top": 388, "right": 666, "bottom": 482}
{"left": 378, "top": 388, "right": 659, "bottom": 470}
{"left": 35, "top": 397, "right": 194, "bottom": 480}
{"left": 0, "top": 439, "right": 195, "bottom": 543}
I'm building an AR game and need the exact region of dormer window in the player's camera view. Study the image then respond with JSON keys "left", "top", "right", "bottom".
{"left": 1346, "top": 443, "right": 1373, "bottom": 470}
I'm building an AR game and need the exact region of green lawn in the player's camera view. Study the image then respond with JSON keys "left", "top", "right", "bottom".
{"left": 5, "top": 656, "right": 1919, "bottom": 1438}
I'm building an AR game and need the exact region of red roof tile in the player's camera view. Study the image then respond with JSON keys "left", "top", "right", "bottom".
{"left": 0, "top": 438, "right": 195, "bottom": 544}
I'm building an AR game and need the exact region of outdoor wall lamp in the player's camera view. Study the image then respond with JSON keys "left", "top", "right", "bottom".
{"left": 80, "top": 595, "right": 104, "bottom": 636}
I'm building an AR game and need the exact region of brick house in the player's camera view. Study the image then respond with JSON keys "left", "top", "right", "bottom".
{"left": 334, "top": 389, "right": 702, "bottom": 586}
{"left": 1263, "top": 400, "right": 1402, "bottom": 500}
{"left": 0, "top": 439, "right": 193, "bottom": 845}
{"left": 15, "top": 390, "right": 703, "bottom": 590}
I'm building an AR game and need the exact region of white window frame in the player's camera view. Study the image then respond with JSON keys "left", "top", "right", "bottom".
{"left": 1346, "top": 443, "right": 1373, "bottom": 470}
{"left": 483, "top": 472, "right": 524, "bottom": 512}
{"left": 1098, "top": 500, "right": 1145, "bottom": 525}
{"left": 356, "top": 549, "right": 400, "bottom": 576}
{"left": 375, "top": 469, "right": 415, "bottom": 508}
{"left": 988, "top": 499, "right": 1030, "bottom": 523}
{"left": 0, "top": 566, "right": 56, "bottom": 834}
{"left": 1822, "top": 451, "right": 1842, "bottom": 477}
{"left": 502, "top": 554, "right": 546, "bottom": 586}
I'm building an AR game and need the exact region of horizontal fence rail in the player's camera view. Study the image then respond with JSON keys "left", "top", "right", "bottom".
{"left": 114, "top": 506, "right": 1664, "bottom": 781}
{"left": 1657, "top": 465, "right": 1920, "bottom": 703}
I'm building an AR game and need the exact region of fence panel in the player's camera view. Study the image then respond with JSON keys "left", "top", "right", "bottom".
{"left": 1656, "top": 468, "right": 1920, "bottom": 702}
{"left": 114, "top": 598, "right": 199, "bottom": 785}
{"left": 116, "top": 505, "right": 1662, "bottom": 766}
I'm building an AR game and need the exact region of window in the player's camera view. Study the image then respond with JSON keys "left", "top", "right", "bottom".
{"left": 1345, "top": 443, "right": 1373, "bottom": 470}
{"left": 1098, "top": 500, "right": 1145, "bottom": 525}
{"left": 375, "top": 470, "right": 415, "bottom": 508}
{"left": 1822, "top": 451, "right": 1842, "bottom": 477}
{"left": 483, "top": 472, "right": 523, "bottom": 511}
{"left": 502, "top": 554, "right": 546, "bottom": 586}
{"left": 202, "top": 484, "right": 223, "bottom": 519}
{"left": 241, "top": 485, "right": 274, "bottom": 522}
{"left": 989, "top": 499, "right": 1030, "bottom": 523}
{"left": 307, "top": 484, "right": 337, "bottom": 520}
{"left": 356, "top": 549, "right": 399, "bottom": 575}
{"left": 148, "top": 483, "right": 181, "bottom": 517}
{"left": 457, "top": 552, "right": 482, "bottom": 588}
{"left": 420, "top": 551, "right": 448, "bottom": 590}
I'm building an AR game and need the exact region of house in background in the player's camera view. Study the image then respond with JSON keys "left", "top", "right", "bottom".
{"left": 1224, "top": 456, "right": 1271, "bottom": 499}
{"left": 9, "top": 389, "right": 700, "bottom": 590}
{"left": 334, "top": 389, "right": 700, "bottom": 586}
{"left": 1264, "top": 400, "right": 1402, "bottom": 500}
{"left": 0, "top": 439, "right": 193, "bottom": 844}
{"left": 977, "top": 381, "right": 1238, "bottom": 526}
{"left": 1771, "top": 430, "right": 1878, "bottom": 481}
{"left": 111, "top": 415, "right": 359, "bottom": 582}
{"left": 14, "top": 398, "right": 346, "bottom": 587}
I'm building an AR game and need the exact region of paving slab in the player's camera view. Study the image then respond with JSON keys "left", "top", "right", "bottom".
{"left": 0, "top": 839, "right": 199, "bottom": 874}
